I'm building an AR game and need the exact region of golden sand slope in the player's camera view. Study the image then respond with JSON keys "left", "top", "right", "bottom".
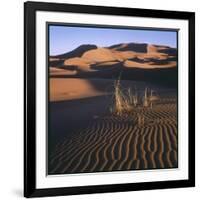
{"left": 49, "top": 78, "right": 148, "bottom": 102}
{"left": 82, "top": 47, "right": 118, "bottom": 63}
{"left": 63, "top": 57, "right": 96, "bottom": 72}
{"left": 50, "top": 78, "right": 107, "bottom": 101}
{"left": 50, "top": 67, "right": 77, "bottom": 76}
{"left": 49, "top": 100, "right": 177, "bottom": 174}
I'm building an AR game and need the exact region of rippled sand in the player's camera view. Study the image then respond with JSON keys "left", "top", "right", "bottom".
{"left": 49, "top": 98, "right": 177, "bottom": 174}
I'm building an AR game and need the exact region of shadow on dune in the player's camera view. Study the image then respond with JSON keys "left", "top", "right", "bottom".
{"left": 48, "top": 95, "right": 112, "bottom": 152}
{"left": 50, "top": 64, "right": 178, "bottom": 89}
{"left": 108, "top": 43, "right": 148, "bottom": 53}
{"left": 129, "top": 56, "right": 177, "bottom": 64}
{"left": 158, "top": 48, "right": 177, "bottom": 56}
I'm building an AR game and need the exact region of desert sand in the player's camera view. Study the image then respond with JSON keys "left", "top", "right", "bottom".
{"left": 50, "top": 67, "right": 77, "bottom": 76}
{"left": 50, "top": 78, "right": 150, "bottom": 101}
{"left": 48, "top": 42, "right": 178, "bottom": 174}
{"left": 50, "top": 78, "right": 107, "bottom": 101}
{"left": 48, "top": 79, "right": 177, "bottom": 174}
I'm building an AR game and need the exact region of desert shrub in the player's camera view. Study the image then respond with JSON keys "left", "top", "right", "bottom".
{"left": 110, "top": 78, "right": 159, "bottom": 117}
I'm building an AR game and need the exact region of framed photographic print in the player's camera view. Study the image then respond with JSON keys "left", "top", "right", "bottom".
{"left": 24, "top": 1, "right": 195, "bottom": 198}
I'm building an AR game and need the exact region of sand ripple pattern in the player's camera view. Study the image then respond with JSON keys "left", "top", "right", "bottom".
{"left": 49, "top": 103, "right": 178, "bottom": 174}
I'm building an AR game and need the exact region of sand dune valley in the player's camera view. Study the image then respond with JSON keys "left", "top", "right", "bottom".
{"left": 48, "top": 42, "right": 178, "bottom": 174}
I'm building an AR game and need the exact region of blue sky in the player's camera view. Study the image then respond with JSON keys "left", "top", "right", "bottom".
{"left": 49, "top": 25, "right": 177, "bottom": 56}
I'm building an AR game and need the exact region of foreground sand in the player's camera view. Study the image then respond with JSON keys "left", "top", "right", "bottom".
{"left": 48, "top": 89, "right": 177, "bottom": 174}
{"left": 50, "top": 78, "right": 106, "bottom": 101}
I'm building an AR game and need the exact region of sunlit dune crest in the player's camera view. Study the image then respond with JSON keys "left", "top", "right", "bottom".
{"left": 147, "top": 44, "right": 158, "bottom": 53}
{"left": 82, "top": 47, "right": 118, "bottom": 63}
{"left": 63, "top": 57, "right": 96, "bottom": 72}
{"left": 112, "top": 50, "right": 137, "bottom": 61}
{"left": 147, "top": 44, "right": 169, "bottom": 53}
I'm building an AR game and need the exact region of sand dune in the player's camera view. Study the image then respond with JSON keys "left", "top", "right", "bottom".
{"left": 49, "top": 97, "right": 177, "bottom": 174}
{"left": 51, "top": 44, "right": 97, "bottom": 59}
{"left": 112, "top": 50, "right": 137, "bottom": 60}
{"left": 63, "top": 57, "right": 96, "bottom": 72}
{"left": 49, "top": 43, "right": 177, "bottom": 78}
{"left": 124, "top": 60, "right": 176, "bottom": 69}
{"left": 50, "top": 67, "right": 77, "bottom": 76}
{"left": 50, "top": 78, "right": 156, "bottom": 101}
{"left": 82, "top": 47, "right": 119, "bottom": 62}
{"left": 94, "top": 61, "right": 120, "bottom": 66}
{"left": 108, "top": 42, "right": 148, "bottom": 53}
{"left": 50, "top": 78, "right": 109, "bottom": 101}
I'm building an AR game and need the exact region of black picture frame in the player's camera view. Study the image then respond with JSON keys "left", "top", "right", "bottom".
{"left": 24, "top": 1, "right": 195, "bottom": 198}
